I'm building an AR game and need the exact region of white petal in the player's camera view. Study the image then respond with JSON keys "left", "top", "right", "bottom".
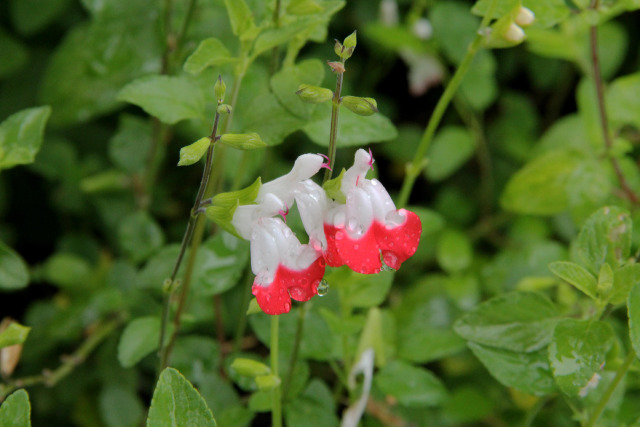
{"left": 258, "top": 153, "right": 325, "bottom": 206}
{"left": 362, "top": 179, "right": 395, "bottom": 222}
{"left": 341, "top": 149, "right": 373, "bottom": 193}
{"left": 294, "top": 179, "right": 328, "bottom": 250}
{"left": 345, "top": 187, "right": 374, "bottom": 238}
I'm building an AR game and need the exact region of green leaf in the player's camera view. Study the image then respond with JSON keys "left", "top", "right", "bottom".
{"left": 9, "top": 0, "right": 70, "bottom": 35}
{"left": 577, "top": 206, "right": 631, "bottom": 274}
{"left": 118, "top": 316, "right": 171, "bottom": 368}
{"left": 117, "top": 211, "right": 165, "bottom": 263}
{"left": 42, "top": 253, "right": 91, "bottom": 289}
{"left": 436, "top": 228, "right": 473, "bottom": 273}
{"left": 548, "top": 261, "right": 598, "bottom": 300}
{"left": 0, "top": 241, "right": 29, "bottom": 290}
{"left": 468, "top": 342, "right": 556, "bottom": 396}
{"left": 472, "top": 0, "right": 570, "bottom": 27}
{"left": 302, "top": 103, "right": 397, "bottom": 147}
{"left": 607, "top": 72, "right": 640, "bottom": 129}
{"left": 335, "top": 269, "right": 394, "bottom": 308}
{"left": 611, "top": 264, "right": 640, "bottom": 305}
{"left": 629, "top": 283, "right": 640, "bottom": 357}
{"left": 284, "top": 380, "right": 338, "bottom": 427}
{"left": 117, "top": 75, "right": 205, "bottom": 125}
{"left": 224, "top": 0, "right": 255, "bottom": 38}
{"left": 147, "top": 367, "right": 217, "bottom": 427}
{"left": 453, "top": 291, "right": 559, "bottom": 352}
{"left": 205, "top": 178, "right": 262, "bottom": 238}
{"left": 183, "top": 38, "right": 234, "bottom": 75}
{"left": 0, "top": 389, "right": 31, "bottom": 427}
{"left": 271, "top": 59, "right": 325, "bottom": 119}
{"left": 0, "top": 106, "right": 51, "bottom": 171}
{"left": 375, "top": 361, "right": 447, "bottom": 407}
{"left": 253, "top": 18, "right": 321, "bottom": 57}
{"left": 178, "top": 137, "right": 210, "bottom": 166}
{"left": 426, "top": 126, "right": 475, "bottom": 181}
{"left": 109, "top": 114, "right": 151, "bottom": 173}
{"left": 500, "top": 150, "right": 584, "bottom": 215}
{"left": 0, "top": 28, "right": 28, "bottom": 79}
{"left": 548, "top": 318, "right": 614, "bottom": 397}
{"left": 99, "top": 384, "right": 144, "bottom": 427}
{"left": 241, "top": 94, "right": 306, "bottom": 146}
{"left": 0, "top": 322, "right": 30, "bottom": 349}
{"left": 230, "top": 358, "right": 271, "bottom": 377}
{"left": 192, "top": 232, "right": 249, "bottom": 296}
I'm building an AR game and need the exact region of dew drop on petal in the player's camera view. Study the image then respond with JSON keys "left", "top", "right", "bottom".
{"left": 335, "top": 231, "right": 344, "bottom": 240}
{"left": 317, "top": 279, "right": 330, "bottom": 296}
{"left": 347, "top": 218, "right": 358, "bottom": 232}
{"left": 284, "top": 302, "right": 291, "bottom": 312}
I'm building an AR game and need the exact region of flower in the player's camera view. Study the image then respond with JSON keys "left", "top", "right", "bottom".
{"left": 231, "top": 155, "right": 329, "bottom": 315}
{"left": 322, "top": 149, "right": 422, "bottom": 273}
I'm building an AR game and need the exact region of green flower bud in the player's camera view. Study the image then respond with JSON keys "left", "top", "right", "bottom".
{"left": 219, "top": 133, "right": 267, "bottom": 150}
{"left": 230, "top": 358, "right": 271, "bottom": 377}
{"left": 341, "top": 96, "right": 378, "bottom": 116}
{"left": 178, "top": 137, "right": 210, "bottom": 166}
{"left": 296, "top": 84, "right": 334, "bottom": 104}
{"left": 255, "top": 374, "right": 281, "bottom": 390}
{"left": 214, "top": 75, "right": 226, "bottom": 103}
{"left": 217, "top": 104, "right": 232, "bottom": 115}
{"left": 515, "top": 7, "right": 535, "bottom": 27}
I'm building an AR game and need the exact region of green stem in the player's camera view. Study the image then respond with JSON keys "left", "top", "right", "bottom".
{"left": 397, "top": 0, "right": 497, "bottom": 208}
{"left": 270, "top": 0, "right": 282, "bottom": 75}
{"left": 1, "top": 316, "right": 122, "bottom": 401}
{"left": 585, "top": 348, "right": 636, "bottom": 427}
{"left": 271, "top": 315, "right": 282, "bottom": 427}
{"left": 233, "top": 265, "right": 255, "bottom": 353}
{"left": 323, "top": 67, "right": 344, "bottom": 182}
{"left": 281, "top": 304, "right": 306, "bottom": 398}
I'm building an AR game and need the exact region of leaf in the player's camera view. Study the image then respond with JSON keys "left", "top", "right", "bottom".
{"left": 548, "top": 318, "right": 613, "bottom": 397}
{"left": 284, "top": 380, "right": 339, "bottom": 427}
{"left": 183, "top": 38, "right": 234, "bottom": 75}
{"left": 147, "top": 367, "right": 217, "bottom": 427}
{"left": 252, "top": 18, "right": 321, "bottom": 57}
{"left": 117, "top": 75, "right": 205, "bottom": 125}
{"left": 472, "top": 0, "right": 570, "bottom": 27}
{"left": 453, "top": 291, "right": 559, "bottom": 352}
{"left": 375, "top": 361, "right": 447, "bottom": 407}
{"left": 0, "top": 28, "right": 28, "bottom": 79}
{"left": 549, "top": 261, "right": 598, "bottom": 300}
{"left": 302, "top": 103, "right": 397, "bottom": 147}
{"left": 0, "top": 241, "right": 29, "bottom": 290}
{"left": 224, "top": 0, "right": 255, "bottom": 38}
{"left": 99, "top": 384, "right": 144, "bottom": 427}
{"left": 611, "top": 264, "right": 640, "bottom": 305}
{"left": 117, "top": 211, "right": 165, "bottom": 263}
{"left": 629, "top": 283, "right": 640, "bottom": 357}
{"left": 270, "top": 59, "right": 325, "bottom": 119}
{"left": 607, "top": 72, "right": 640, "bottom": 129}
{"left": 426, "top": 126, "right": 476, "bottom": 181}
{"left": 336, "top": 269, "right": 394, "bottom": 308}
{"left": 436, "top": 228, "right": 473, "bottom": 273}
{"left": 178, "top": 137, "right": 210, "bottom": 166}
{"left": 241, "top": 93, "right": 306, "bottom": 146}
{"left": 42, "top": 253, "right": 91, "bottom": 288}
{"left": 118, "top": 316, "right": 171, "bottom": 368}
{"left": 0, "top": 106, "right": 51, "bottom": 171}
{"left": 205, "top": 178, "right": 262, "bottom": 238}
{"left": 192, "top": 232, "right": 249, "bottom": 296}
{"left": 577, "top": 206, "right": 631, "bottom": 274}
{"left": 0, "top": 389, "right": 31, "bottom": 427}
{"left": 0, "top": 322, "right": 30, "bottom": 349}
{"left": 108, "top": 114, "right": 151, "bottom": 173}
{"left": 500, "top": 150, "right": 584, "bottom": 215}
{"left": 468, "top": 342, "right": 556, "bottom": 396}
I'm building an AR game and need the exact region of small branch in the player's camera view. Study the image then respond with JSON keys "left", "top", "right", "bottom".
{"left": 588, "top": 2, "right": 639, "bottom": 205}
{"left": 323, "top": 65, "right": 345, "bottom": 183}
{"left": 1, "top": 316, "right": 123, "bottom": 402}
{"left": 271, "top": 316, "right": 283, "bottom": 427}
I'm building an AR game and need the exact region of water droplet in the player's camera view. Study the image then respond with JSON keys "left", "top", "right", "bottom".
{"left": 284, "top": 302, "right": 291, "bottom": 312}
{"left": 335, "top": 231, "right": 344, "bottom": 240}
{"left": 317, "top": 279, "right": 330, "bottom": 296}
{"left": 347, "top": 218, "right": 358, "bottom": 232}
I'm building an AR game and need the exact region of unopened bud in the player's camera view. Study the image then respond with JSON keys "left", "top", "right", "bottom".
{"left": 231, "top": 358, "right": 271, "bottom": 377}
{"left": 296, "top": 84, "right": 333, "bottom": 104}
{"left": 504, "top": 23, "right": 525, "bottom": 43}
{"left": 337, "top": 31, "right": 356, "bottom": 60}
{"left": 341, "top": 96, "right": 378, "bottom": 116}
{"left": 255, "top": 374, "right": 281, "bottom": 390}
{"left": 219, "top": 133, "right": 267, "bottom": 150}
{"left": 214, "top": 75, "right": 226, "bottom": 103}
{"left": 334, "top": 39, "right": 344, "bottom": 57}
{"left": 515, "top": 7, "right": 535, "bottom": 27}
{"left": 327, "top": 61, "right": 345, "bottom": 73}
{"left": 217, "top": 104, "right": 232, "bottom": 115}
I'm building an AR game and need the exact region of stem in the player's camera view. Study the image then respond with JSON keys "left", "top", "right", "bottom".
{"left": 1, "top": 316, "right": 122, "bottom": 401}
{"left": 158, "top": 111, "right": 221, "bottom": 371}
{"left": 397, "top": 0, "right": 498, "bottom": 208}
{"left": 323, "top": 67, "right": 345, "bottom": 182}
{"left": 588, "top": 3, "right": 639, "bottom": 205}
{"left": 271, "top": 315, "right": 282, "bottom": 427}
{"left": 584, "top": 348, "right": 636, "bottom": 427}
{"left": 233, "top": 265, "right": 255, "bottom": 353}
{"left": 281, "top": 304, "right": 306, "bottom": 398}
{"left": 270, "top": 0, "right": 282, "bottom": 75}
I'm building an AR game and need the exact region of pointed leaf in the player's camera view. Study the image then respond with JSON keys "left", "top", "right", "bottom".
{"left": 0, "top": 322, "right": 30, "bottom": 349}
{"left": 117, "top": 316, "right": 172, "bottom": 368}
{"left": 0, "top": 389, "right": 31, "bottom": 427}
{"left": 0, "top": 241, "right": 29, "bottom": 290}
{"left": 205, "top": 178, "right": 262, "bottom": 238}
{"left": 0, "top": 106, "right": 51, "bottom": 171}
{"left": 178, "top": 137, "right": 210, "bottom": 166}
{"left": 549, "top": 261, "right": 598, "bottom": 300}
{"left": 375, "top": 361, "right": 447, "bottom": 407}
{"left": 147, "top": 367, "right": 217, "bottom": 426}
{"left": 117, "top": 75, "right": 205, "bottom": 125}
{"left": 577, "top": 206, "right": 631, "bottom": 274}
{"left": 224, "top": 0, "right": 254, "bottom": 37}
{"left": 183, "top": 38, "right": 234, "bottom": 75}
{"left": 628, "top": 283, "right": 640, "bottom": 357}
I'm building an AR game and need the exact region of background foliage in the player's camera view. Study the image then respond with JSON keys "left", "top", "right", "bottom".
{"left": 2, "top": 0, "right": 640, "bottom": 426}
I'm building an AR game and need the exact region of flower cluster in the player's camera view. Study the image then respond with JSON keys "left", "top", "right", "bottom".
{"left": 231, "top": 149, "right": 422, "bottom": 315}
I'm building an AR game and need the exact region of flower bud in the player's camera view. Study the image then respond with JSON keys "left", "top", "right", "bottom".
{"left": 219, "top": 133, "right": 267, "bottom": 150}
{"left": 217, "top": 104, "right": 232, "bottom": 115}
{"left": 255, "top": 374, "right": 281, "bottom": 390}
{"left": 296, "top": 84, "right": 334, "bottom": 104}
{"left": 341, "top": 96, "right": 378, "bottom": 116}
{"left": 504, "top": 23, "right": 525, "bottom": 43}
{"left": 214, "top": 75, "right": 226, "bottom": 103}
{"left": 515, "top": 7, "right": 535, "bottom": 27}
{"left": 231, "top": 358, "right": 271, "bottom": 377}
{"left": 327, "top": 61, "right": 346, "bottom": 73}
{"left": 178, "top": 137, "right": 210, "bottom": 166}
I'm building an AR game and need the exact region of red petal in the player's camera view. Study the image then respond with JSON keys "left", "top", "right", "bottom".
{"left": 284, "top": 257, "right": 326, "bottom": 302}
{"left": 373, "top": 209, "right": 422, "bottom": 270}
{"left": 323, "top": 224, "right": 345, "bottom": 267}
{"left": 335, "top": 225, "right": 382, "bottom": 274}
{"left": 252, "top": 279, "right": 292, "bottom": 315}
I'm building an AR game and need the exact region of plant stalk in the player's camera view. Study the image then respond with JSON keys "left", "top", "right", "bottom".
{"left": 271, "top": 315, "right": 283, "bottom": 427}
